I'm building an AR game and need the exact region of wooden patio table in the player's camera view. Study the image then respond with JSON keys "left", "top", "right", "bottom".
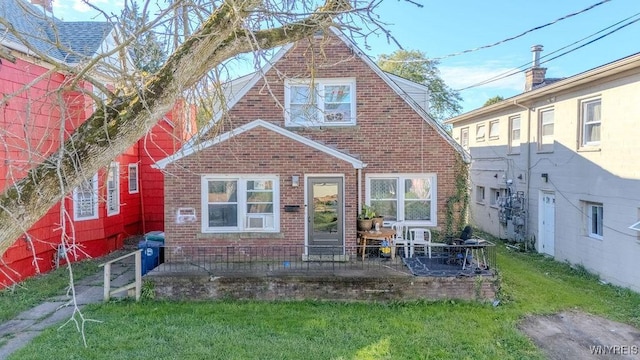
{"left": 357, "top": 228, "right": 396, "bottom": 261}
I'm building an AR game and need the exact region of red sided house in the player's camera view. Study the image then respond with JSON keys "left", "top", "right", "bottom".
{"left": 0, "top": 0, "right": 194, "bottom": 286}
{"left": 155, "top": 29, "right": 469, "bottom": 259}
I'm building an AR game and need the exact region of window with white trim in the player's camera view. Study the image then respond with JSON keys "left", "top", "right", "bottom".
{"left": 476, "top": 123, "right": 486, "bottom": 142}
{"left": 489, "top": 120, "right": 499, "bottom": 139}
{"left": 460, "top": 127, "right": 469, "bottom": 149}
{"left": 538, "top": 108, "right": 554, "bottom": 151}
{"left": 284, "top": 78, "right": 356, "bottom": 126}
{"left": 73, "top": 174, "right": 98, "bottom": 221}
{"left": 509, "top": 115, "right": 521, "bottom": 154}
{"left": 107, "top": 162, "right": 120, "bottom": 216}
{"left": 367, "top": 174, "right": 437, "bottom": 226}
{"left": 202, "top": 175, "right": 279, "bottom": 232}
{"left": 128, "top": 164, "right": 139, "bottom": 194}
{"left": 580, "top": 98, "right": 601, "bottom": 146}
{"left": 586, "top": 202, "right": 603, "bottom": 239}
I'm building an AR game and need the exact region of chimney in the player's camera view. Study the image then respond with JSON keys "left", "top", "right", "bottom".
{"left": 524, "top": 45, "right": 546, "bottom": 91}
{"left": 31, "top": 0, "right": 53, "bottom": 12}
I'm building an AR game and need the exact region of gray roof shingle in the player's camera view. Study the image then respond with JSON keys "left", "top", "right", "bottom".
{"left": 0, "top": 0, "right": 112, "bottom": 64}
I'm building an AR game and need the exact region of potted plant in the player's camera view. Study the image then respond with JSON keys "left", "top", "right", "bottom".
{"left": 357, "top": 205, "right": 375, "bottom": 231}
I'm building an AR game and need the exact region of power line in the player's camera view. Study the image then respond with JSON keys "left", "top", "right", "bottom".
{"left": 454, "top": 13, "right": 640, "bottom": 91}
{"left": 377, "top": 0, "right": 612, "bottom": 64}
{"left": 432, "top": 0, "right": 612, "bottom": 61}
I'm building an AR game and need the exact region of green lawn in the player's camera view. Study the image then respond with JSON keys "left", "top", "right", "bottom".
{"left": 6, "top": 235, "right": 640, "bottom": 359}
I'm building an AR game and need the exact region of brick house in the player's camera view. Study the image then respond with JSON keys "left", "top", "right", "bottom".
{"left": 0, "top": 0, "right": 194, "bottom": 286}
{"left": 155, "top": 29, "right": 468, "bottom": 258}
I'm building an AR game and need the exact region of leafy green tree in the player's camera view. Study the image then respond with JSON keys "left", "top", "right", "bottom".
{"left": 483, "top": 95, "right": 504, "bottom": 107}
{"left": 120, "top": 1, "right": 166, "bottom": 73}
{"left": 378, "top": 49, "right": 462, "bottom": 122}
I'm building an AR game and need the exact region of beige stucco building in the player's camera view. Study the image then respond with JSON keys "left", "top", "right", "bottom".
{"left": 447, "top": 48, "right": 640, "bottom": 292}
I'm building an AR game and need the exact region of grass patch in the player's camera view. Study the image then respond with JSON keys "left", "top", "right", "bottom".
{"left": 0, "top": 250, "right": 129, "bottom": 322}
{"left": 6, "top": 233, "right": 640, "bottom": 359}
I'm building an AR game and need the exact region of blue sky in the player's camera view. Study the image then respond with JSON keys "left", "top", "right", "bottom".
{"left": 53, "top": 0, "right": 639, "bottom": 113}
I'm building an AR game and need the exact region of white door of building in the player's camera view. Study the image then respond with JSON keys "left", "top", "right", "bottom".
{"left": 539, "top": 192, "right": 555, "bottom": 256}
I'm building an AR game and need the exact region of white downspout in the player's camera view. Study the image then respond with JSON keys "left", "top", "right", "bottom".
{"left": 357, "top": 168, "right": 362, "bottom": 215}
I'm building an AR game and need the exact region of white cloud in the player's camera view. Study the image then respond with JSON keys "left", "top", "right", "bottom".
{"left": 440, "top": 64, "right": 524, "bottom": 93}
{"left": 53, "top": 0, "right": 124, "bottom": 19}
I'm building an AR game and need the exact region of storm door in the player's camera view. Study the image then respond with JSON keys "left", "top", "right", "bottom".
{"left": 307, "top": 177, "right": 344, "bottom": 255}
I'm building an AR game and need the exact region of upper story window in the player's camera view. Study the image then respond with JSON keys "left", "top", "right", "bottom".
{"left": 580, "top": 98, "right": 601, "bottom": 147}
{"left": 538, "top": 108, "right": 554, "bottom": 152}
{"left": 284, "top": 78, "right": 356, "bottom": 127}
{"left": 460, "top": 127, "right": 469, "bottom": 149}
{"left": 202, "top": 175, "right": 280, "bottom": 233}
{"left": 489, "top": 120, "right": 499, "bottom": 139}
{"left": 107, "top": 162, "right": 120, "bottom": 216}
{"left": 73, "top": 174, "right": 98, "bottom": 221}
{"left": 509, "top": 115, "right": 521, "bottom": 154}
{"left": 476, "top": 124, "right": 486, "bottom": 142}
{"left": 367, "top": 174, "right": 437, "bottom": 227}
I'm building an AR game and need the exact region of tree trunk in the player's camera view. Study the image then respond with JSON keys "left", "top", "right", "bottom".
{"left": 0, "top": 0, "right": 349, "bottom": 257}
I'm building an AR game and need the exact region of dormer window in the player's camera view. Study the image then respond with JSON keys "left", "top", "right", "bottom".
{"left": 284, "top": 78, "right": 356, "bottom": 126}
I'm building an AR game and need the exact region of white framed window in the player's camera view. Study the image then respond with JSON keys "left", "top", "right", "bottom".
{"left": 538, "top": 108, "right": 554, "bottom": 151}
{"left": 476, "top": 124, "right": 486, "bottom": 142}
{"left": 460, "top": 127, "right": 469, "bottom": 149}
{"left": 284, "top": 78, "right": 356, "bottom": 126}
{"left": 509, "top": 115, "right": 521, "bottom": 154}
{"left": 128, "top": 164, "right": 139, "bottom": 194}
{"left": 476, "top": 186, "right": 485, "bottom": 204}
{"left": 586, "top": 202, "right": 603, "bottom": 239}
{"left": 367, "top": 174, "right": 437, "bottom": 226}
{"left": 202, "top": 175, "right": 280, "bottom": 233}
{"left": 107, "top": 162, "right": 120, "bottom": 216}
{"left": 73, "top": 174, "right": 98, "bottom": 221}
{"left": 580, "top": 98, "right": 601, "bottom": 147}
{"left": 489, "top": 120, "right": 499, "bottom": 139}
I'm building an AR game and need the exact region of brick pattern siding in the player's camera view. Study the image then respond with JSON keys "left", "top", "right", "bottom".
{"left": 164, "top": 33, "right": 460, "bottom": 252}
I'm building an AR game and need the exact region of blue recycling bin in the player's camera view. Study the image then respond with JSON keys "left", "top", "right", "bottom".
{"left": 144, "top": 231, "right": 165, "bottom": 264}
{"left": 138, "top": 240, "right": 162, "bottom": 275}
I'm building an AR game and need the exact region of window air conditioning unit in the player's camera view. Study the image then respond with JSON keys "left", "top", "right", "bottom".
{"left": 246, "top": 215, "right": 266, "bottom": 229}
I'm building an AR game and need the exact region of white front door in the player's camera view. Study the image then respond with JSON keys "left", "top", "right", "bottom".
{"left": 539, "top": 192, "right": 555, "bottom": 256}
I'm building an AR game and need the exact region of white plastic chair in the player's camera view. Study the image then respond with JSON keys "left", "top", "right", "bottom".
{"left": 391, "top": 222, "right": 410, "bottom": 258}
{"left": 409, "top": 228, "right": 433, "bottom": 258}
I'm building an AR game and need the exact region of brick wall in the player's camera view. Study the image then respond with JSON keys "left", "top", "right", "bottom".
{"left": 164, "top": 33, "right": 461, "bottom": 251}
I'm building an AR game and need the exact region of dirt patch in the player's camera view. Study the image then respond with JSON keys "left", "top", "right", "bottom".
{"left": 518, "top": 311, "right": 640, "bottom": 359}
